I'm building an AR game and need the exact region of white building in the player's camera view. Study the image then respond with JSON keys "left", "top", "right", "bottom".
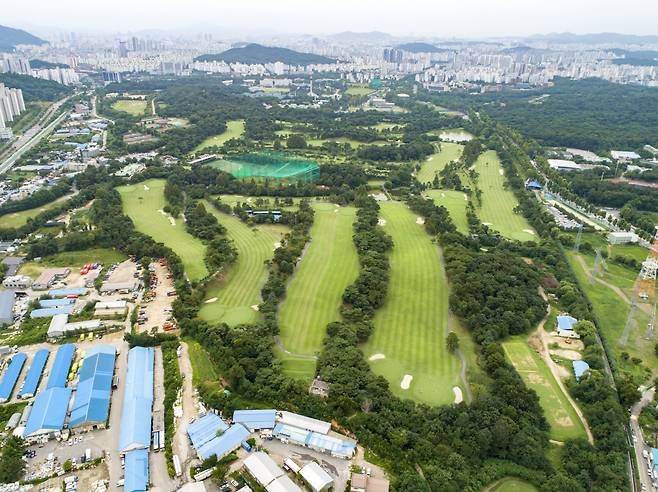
{"left": 0, "top": 84, "right": 26, "bottom": 134}
{"left": 2, "top": 275, "right": 32, "bottom": 289}
{"left": 300, "top": 462, "right": 333, "bottom": 492}
{"left": 608, "top": 231, "right": 639, "bottom": 245}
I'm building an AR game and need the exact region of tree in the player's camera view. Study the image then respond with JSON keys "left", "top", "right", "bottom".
{"left": 287, "top": 134, "right": 307, "bottom": 149}
{"left": 63, "top": 459, "right": 73, "bottom": 472}
{"left": 446, "top": 332, "right": 460, "bottom": 353}
{"left": 0, "top": 437, "right": 26, "bottom": 483}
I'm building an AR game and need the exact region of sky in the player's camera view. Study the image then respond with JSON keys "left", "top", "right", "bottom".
{"left": 5, "top": 0, "right": 658, "bottom": 39}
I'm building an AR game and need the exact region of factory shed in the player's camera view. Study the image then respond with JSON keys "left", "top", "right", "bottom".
{"left": 39, "top": 298, "right": 75, "bottom": 308}
{"left": 273, "top": 423, "right": 356, "bottom": 459}
{"left": 17, "top": 349, "right": 49, "bottom": 398}
{"left": 196, "top": 423, "right": 250, "bottom": 460}
{"left": 276, "top": 411, "right": 331, "bottom": 434}
{"left": 244, "top": 452, "right": 284, "bottom": 486}
{"left": 47, "top": 288, "right": 88, "bottom": 298}
{"left": 24, "top": 387, "right": 72, "bottom": 437}
{"left": 266, "top": 475, "right": 302, "bottom": 492}
{"left": 300, "top": 462, "right": 333, "bottom": 492}
{"left": 119, "top": 347, "right": 154, "bottom": 452}
{"left": 187, "top": 412, "right": 229, "bottom": 449}
{"left": 69, "top": 345, "right": 116, "bottom": 429}
{"left": 46, "top": 344, "right": 75, "bottom": 389}
{"left": 0, "top": 352, "right": 27, "bottom": 402}
{"left": 233, "top": 409, "right": 276, "bottom": 431}
{"left": 573, "top": 360, "right": 590, "bottom": 382}
{"left": 31, "top": 306, "right": 74, "bottom": 318}
{"left": 124, "top": 448, "right": 149, "bottom": 492}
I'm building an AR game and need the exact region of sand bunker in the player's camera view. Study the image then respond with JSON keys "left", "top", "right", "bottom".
{"left": 523, "top": 229, "right": 535, "bottom": 235}
{"left": 204, "top": 297, "right": 218, "bottom": 304}
{"left": 499, "top": 169, "right": 504, "bottom": 175}
{"left": 416, "top": 217, "right": 425, "bottom": 225}
{"left": 400, "top": 374, "right": 413, "bottom": 390}
{"left": 482, "top": 222, "right": 492, "bottom": 226}
{"left": 377, "top": 219, "right": 387, "bottom": 226}
{"left": 251, "top": 304, "right": 260, "bottom": 311}
{"left": 441, "top": 192, "right": 446, "bottom": 198}
{"left": 273, "top": 241, "right": 281, "bottom": 250}
{"left": 368, "top": 353, "right": 385, "bottom": 361}
{"left": 463, "top": 193, "right": 468, "bottom": 201}
{"left": 143, "top": 185, "right": 150, "bottom": 191}
{"left": 453, "top": 386, "right": 463, "bottom": 404}
{"left": 157, "top": 209, "right": 176, "bottom": 226}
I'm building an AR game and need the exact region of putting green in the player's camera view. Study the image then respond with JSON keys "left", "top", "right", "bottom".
{"left": 278, "top": 202, "right": 359, "bottom": 378}
{"left": 502, "top": 339, "right": 587, "bottom": 441}
{"left": 194, "top": 120, "right": 245, "bottom": 151}
{"left": 424, "top": 189, "right": 470, "bottom": 234}
{"left": 117, "top": 179, "right": 208, "bottom": 280}
{"left": 362, "top": 201, "right": 461, "bottom": 406}
{"left": 416, "top": 142, "right": 463, "bottom": 185}
{"left": 474, "top": 150, "right": 536, "bottom": 242}
{"left": 199, "top": 202, "right": 287, "bottom": 326}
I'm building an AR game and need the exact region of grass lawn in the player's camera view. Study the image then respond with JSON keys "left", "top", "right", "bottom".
{"left": 278, "top": 202, "right": 359, "bottom": 378}
{"left": 214, "top": 195, "right": 301, "bottom": 211}
{"left": 416, "top": 142, "right": 463, "bottom": 185}
{"left": 502, "top": 338, "right": 587, "bottom": 441}
{"left": 362, "top": 201, "right": 461, "bottom": 406}
{"left": 424, "top": 189, "right": 470, "bottom": 234}
{"left": 475, "top": 150, "right": 537, "bottom": 242}
{"left": 185, "top": 338, "right": 221, "bottom": 391}
{"left": 19, "top": 248, "right": 127, "bottom": 279}
{"left": 199, "top": 202, "right": 287, "bottom": 326}
{"left": 194, "top": 120, "right": 245, "bottom": 151}
{"left": 345, "top": 84, "right": 375, "bottom": 96}
{"left": 117, "top": 179, "right": 208, "bottom": 281}
{"left": 0, "top": 193, "right": 73, "bottom": 229}
{"left": 111, "top": 99, "right": 147, "bottom": 116}
{"left": 307, "top": 137, "right": 391, "bottom": 148}
{"left": 371, "top": 122, "right": 401, "bottom": 132}
{"left": 489, "top": 477, "right": 538, "bottom": 492}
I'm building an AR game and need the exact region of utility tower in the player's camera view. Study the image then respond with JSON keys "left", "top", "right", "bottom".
{"left": 589, "top": 249, "right": 608, "bottom": 285}
{"left": 574, "top": 223, "right": 583, "bottom": 252}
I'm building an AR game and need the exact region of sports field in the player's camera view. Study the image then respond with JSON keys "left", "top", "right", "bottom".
{"left": 345, "top": 84, "right": 375, "bottom": 96}
{"left": 424, "top": 189, "right": 470, "bottom": 234}
{"left": 111, "top": 99, "right": 147, "bottom": 116}
{"left": 199, "top": 202, "right": 287, "bottom": 326}
{"left": 416, "top": 142, "right": 463, "bottom": 185}
{"left": 278, "top": 202, "right": 359, "bottom": 378}
{"left": 362, "top": 201, "right": 461, "bottom": 406}
{"left": 474, "top": 151, "right": 537, "bottom": 242}
{"left": 194, "top": 120, "right": 246, "bottom": 151}
{"left": 502, "top": 339, "right": 587, "bottom": 441}
{"left": 0, "top": 193, "right": 73, "bottom": 229}
{"left": 117, "top": 179, "right": 208, "bottom": 280}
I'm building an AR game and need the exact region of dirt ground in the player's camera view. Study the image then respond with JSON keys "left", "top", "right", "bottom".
{"left": 104, "top": 260, "right": 137, "bottom": 284}
{"left": 551, "top": 348, "right": 583, "bottom": 361}
{"left": 35, "top": 464, "right": 109, "bottom": 492}
{"left": 546, "top": 333, "right": 585, "bottom": 351}
{"left": 172, "top": 341, "right": 197, "bottom": 481}
{"left": 139, "top": 262, "right": 175, "bottom": 334}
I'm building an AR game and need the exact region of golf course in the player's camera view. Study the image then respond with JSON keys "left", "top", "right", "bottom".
{"left": 424, "top": 189, "right": 470, "bottom": 234}
{"left": 362, "top": 201, "right": 461, "bottom": 406}
{"left": 117, "top": 179, "right": 208, "bottom": 280}
{"left": 111, "top": 99, "right": 148, "bottom": 116}
{"left": 194, "top": 119, "right": 245, "bottom": 151}
{"left": 199, "top": 202, "right": 287, "bottom": 326}
{"left": 416, "top": 142, "right": 463, "bottom": 185}
{"left": 0, "top": 193, "right": 73, "bottom": 229}
{"left": 278, "top": 202, "right": 359, "bottom": 378}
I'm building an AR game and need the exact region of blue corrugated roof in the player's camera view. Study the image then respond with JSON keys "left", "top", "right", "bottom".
{"left": 526, "top": 180, "right": 544, "bottom": 190}
{"left": 119, "top": 347, "right": 154, "bottom": 452}
{"left": 18, "top": 349, "right": 49, "bottom": 398}
{"left": 557, "top": 315, "right": 577, "bottom": 331}
{"left": 196, "top": 423, "right": 250, "bottom": 460}
{"left": 39, "top": 298, "right": 75, "bottom": 308}
{"left": 24, "top": 387, "right": 72, "bottom": 436}
{"left": 124, "top": 448, "right": 149, "bottom": 492}
{"left": 233, "top": 409, "right": 276, "bottom": 431}
{"left": 31, "top": 306, "right": 74, "bottom": 318}
{"left": 188, "top": 413, "right": 229, "bottom": 450}
{"left": 652, "top": 448, "right": 658, "bottom": 478}
{"left": 273, "top": 423, "right": 356, "bottom": 459}
{"left": 573, "top": 360, "right": 590, "bottom": 382}
{"left": 48, "top": 288, "right": 88, "bottom": 298}
{"left": 46, "top": 344, "right": 75, "bottom": 389}
{"left": 0, "top": 352, "right": 27, "bottom": 401}
{"left": 69, "top": 345, "right": 115, "bottom": 428}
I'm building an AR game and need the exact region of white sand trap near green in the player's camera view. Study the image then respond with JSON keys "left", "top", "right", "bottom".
{"left": 453, "top": 386, "right": 463, "bottom": 404}
{"left": 499, "top": 169, "right": 504, "bottom": 175}
{"left": 523, "top": 229, "right": 535, "bottom": 235}
{"left": 378, "top": 219, "right": 386, "bottom": 226}
{"left": 143, "top": 185, "right": 149, "bottom": 191}
{"left": 400, "top": 374, "right": 413, "bottom": 389}
{"left": 416, "top": 217, "right": 425, "bottom": 225}
{"left": 205, "top": 297, "right": 218, "bottom": 304}
{"left": 369, "top": 353, "right": 386, "bottom": 361}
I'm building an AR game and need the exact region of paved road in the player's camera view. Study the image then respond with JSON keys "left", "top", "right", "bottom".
{"left": 631, "top": 387, "right": 656, "bottom": 492}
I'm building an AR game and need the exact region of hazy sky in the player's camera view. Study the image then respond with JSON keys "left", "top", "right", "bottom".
{"left": 6, "top": 0, "right": 658, "bottom": 38}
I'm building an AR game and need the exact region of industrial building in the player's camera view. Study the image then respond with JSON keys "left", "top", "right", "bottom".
{"left": 31, "top": 306, "right": 74, "bottom": 318}
{"left": 0, "top": 352, "right": 26, "bottom": 402}
{"left": 47, "top": 313, "right": 102, "bottom": 339}
{"left": 196, "top": 422, "right": 251, "bottom": 461}
{"left": 272, "top": 423, "right": 356, "bottom": 459}
{"left": 187, "top": 412, "right": 229, "bottom": 450}
{"left": 276, "top": 411, "right": 331, "bottom": 434}
{"left": 32, "top": 268, "right": 70, "bottom": 290}
{"left": 46, "top": 344, "right": 75, "bottom": 389}
{"left": 244, "top": 452, "right": 286, "bottom": 488}
{"left": 0, "top": 290, "right": 15, "bottom": 326}
{"left": 608, "top": 231, "right": 639, "bottom": 245}
{"left": 266, "top": 475, "right": 303, "bottom": 492}
{"left": 300, "top": 462, "right": 333, "bottom": 492}
{"left": 69, "top": 345, "right": 116, "bottom": 430}
{"left": 556, "top": 314, "right": 581, "bottom": 339}
{"left": 124, "top": 448, "right": 149, "bottom": 492}
{"left": 39, "top": 298, "right": 76, "bottom": 309}
{"left": 2, "top": 275, "right": 31, "bottom": 289}
{"left": 48, "top": 287, "right": 88, "bottom": 297}
{"left": 17, "top": 349, "right": 49, "bottom": 398}
{"left": 573, "top": 360, "right": 590, "bottom": 382}
{"left": 233, "top": 409, "right": 276, "bottom": 431}
{"left": 24, "top": 387, "right": 72, "bottom": 438}
{"left": 119, "top": 346, "right": 154, "bottom": 451}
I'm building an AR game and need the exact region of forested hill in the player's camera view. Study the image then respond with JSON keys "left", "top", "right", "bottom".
{"left": 0, "top": 73, "right": 72, "bottom": 101}
{"left": 0, "top": 25, "right": 47, "bottom": 51}
{"left": 195, "top": 43, "right": 335, "bottom": 65}
{"left": 396, "top": 42, "right": 448, "bottom": 53}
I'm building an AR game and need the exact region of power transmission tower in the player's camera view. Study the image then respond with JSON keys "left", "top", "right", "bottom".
{"left": 574, "top": 223, "right": 583, "bottom": 252}
{"left": 619, "top": 293, "right": 637, "bottom": 347}
{"left": 590, "top": 249, "right": 608, "bottom": 285}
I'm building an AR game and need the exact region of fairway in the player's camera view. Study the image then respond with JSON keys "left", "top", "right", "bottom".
{"left": 278, "top": 202, "right": 359, "bottom": 378}
{"left": 0, "top": 193, "right": 73, "bottom": 229}
{"left": 416, "top": 142, "right": 463, "bottom": 185}
{"left": 362, "top": 201, "right": 461, "bottom": 406}
{"left": 117, "top": 179, "right": 208, "bottom": 280}
{"left": 111, "top": 99, "right": 147, "bottom": 116}
{"left": 424, "top": 189, "right": 470, "bottom": 234}
{"left": 199, "top": 202, "right": 287, "bottom": 326}
{"left": 475, "top": 150, "right": 536, "bottom": 242}
{"left": 488, "top": 478, "right": 538, "bottom": 492}
{"left": 502, "top": 339, "right": 587, "bottom": 441}
{"left": 194, "top": 120, "right": 245, "bottom": 151}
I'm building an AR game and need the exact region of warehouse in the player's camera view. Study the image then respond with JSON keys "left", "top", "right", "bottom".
{"left": 267, "top": 475, "right": 302, "bottom": 492}
{"left": 276, "top": 411, "right": 331, "bottom": 435}
{"left": 32, "top": 268, "right": 70, "bottom": 290}
{"left": 608, "top": 231, "right": 639, "bottom": 245}
{"left": 39, "top": 298, "right": 76, "bottom": 308}
{"left": 48, "top": 287, "right": 88, "bottom": 298}
{"left": 119, "top": 346, "right": 154, "bottom": 452}
{"left": 100, "top": 280, "right": 139, "bottom": 293}
{"left": 2, "top": 275, "right": 32, "bottom": 289}
{"left": 573, "top": 360, "right": 590, "bottom": 382}
{"left": 196, "top": 423, "right": 251, "bottom": 460}
{"left": 556, "top": 314, "right": 581, "bottom": 339}
{"left": 46, "top": 344, "right": 75, "bottom": 389}
{"left": 0, "top": 352, "right": 26, "bottom": 402}
{"left": 273, "top": 423, "right": 356, "bottom": 459}
{"left": 233, "top": 409, "right": 276, "bottom": 431}
{"left": 31, "top": 306, "right": 74, "bottom": 318}
{"left": 187, "top": 412, "right": 229, "bottom": 449}
{"left": 69, "top": 345, "right": 116, "bottom": 430}
{"left": 300, "top": 462, "right": 333, "bottom": 492}
{"left": 124, "top": 448, "right": 149, "bottom": 492}
{"left": 0, "top": 290, "right": 15, "bottom": 326}
{"left": 17, "top": 349, "right": 49, "bottom": 399}
{"left": 48, "top": 314, "right": 102, "bottom": 339}
{"left": 244, "top": 452, "right": 285, "bottom": 487}
{"left": 24, "top": 387, "right": 73, "bottom": 438}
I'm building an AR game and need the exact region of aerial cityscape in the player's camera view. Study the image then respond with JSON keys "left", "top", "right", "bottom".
{"left": 0, "top": 1, "right": 657, "bottom": 491}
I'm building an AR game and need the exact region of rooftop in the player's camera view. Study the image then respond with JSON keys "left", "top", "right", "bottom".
{"left": 557, "top": 315, "right": 577, "bottom": 331}
{"left": 233, "top": 409, "right": 276, "bottom": 430}
{"left": 119, "top": 347, "right": 154, "bottom": 452}
{"left": 244, "top": 451, "right": 284, "bottom": 486}
{"left": 46, "top": 344, "right": 75, "bottom": 389}
{"left": 0, "top": 352, "right": 26, "bottom": 401}
{"left": 196, "top": 423, "right": 250, "bottom": 461}
{"left": 69, "top": 345, "right": 116, "bottom": 428}
{"left": 17, "top": 349, "right": 49, "bottom": 398}
{"left": 187, "top": 412, "right": 229, "bottom": 450}
{"left": 300, "top": 461, "right": 333, "bottom": 491}
{"left": 24, "top": 387, "right": 72, "bottom": 436}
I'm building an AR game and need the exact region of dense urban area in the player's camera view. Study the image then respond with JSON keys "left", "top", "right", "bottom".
{"left": 0, "top": 15, "right": 657, "bottom": 492}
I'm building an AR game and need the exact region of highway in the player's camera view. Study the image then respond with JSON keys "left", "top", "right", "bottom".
{"left": 631, "top": 386, "right": 656, "bottom": 491}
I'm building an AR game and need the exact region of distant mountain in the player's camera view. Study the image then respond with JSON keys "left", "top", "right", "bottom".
{"left": 396, "top": 42, "right": 451, "bottom": 53}
{"left": 195, "top": 43, "right": 335, "bottom": 65}
{"left": 328, "top": 31, "right": 394, "bottom": 44}
{"left": 0, "top": 25, "right": 47, "bottom": 51}
{"left": 526, "top": 32, "right": 658, "bottom": 45}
